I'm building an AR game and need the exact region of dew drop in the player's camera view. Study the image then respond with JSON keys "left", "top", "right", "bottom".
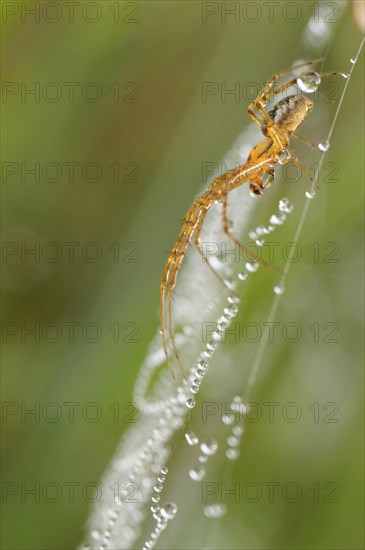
{"left": 232, "top": 425, "right": 244, "bottom": 436}
{"left": 278, "top": 198, "right": 293, "bottom": 214}
{"left": 249, "top": 230, "right": 257, "bottom": 240}
{"left": 278, "top": 149, "right": 291, "bottom": 165}
{"left": 270, "top": 212, "right": 286, "bottom": 225}
{"left": 194, "top": 367, "right": 206, "bottom": 379}
{"left": 189, "top": 465, "right": 206, "bottom": 481}
{"left": 157, "top": 475, "right": 165, "bottom": 483}
{"left": 206, "top": 340, "right": 218, "bottom": 351}
{"left": 201, "top": 438, "right": 219, "bottom": 456}
{"left": 228, "top": 294, "right": 241, "bottom": 304}
{"left": 203, "top": 503, "right": 227, "bottom": 518}
{"left": 154, "top": 483, "right": 163, "bottom": 493}
{"left": 318, "top": 140, "right": 330, "bottom": 152}
{"left": 198, "top": 455, "right": 208, "bottom": 463}
{"left": 350, "top": 57, "right": 356, "bottom": 64}
{"left": 255, "top": 237, "right": 265, "bottom": 247}
{"left": 186, "top": 398, "right": 196, "bottom": 409}
{"left": 190, "top": 384, "right": 200, "bottom": 394}
{"left": 246, "top": 261, "right": 259, "bottom": 273}
{"left": 151, "top": 504, "right": 160, "bottom": 514}
{"left": 161, "top": 466, "right": 168, "bottom": 475}
{"left": 341, "top": 72, "right": 350, "bottom": 79}
{"left": 224, "top": 303, "right": 239, "bottom": 318}
{"left": 91, "top": 530, "right": 100, "bottom": 540}
{"left": 238, "top": 271, "right": 248, "bottom": 281}
{"left": 297, "top": 71, "right": 321, "bottom": 93}
{"left": 152, "top": 494, "right": 160, "bottom": 503}
{"left": 226, "top": 448, "right": 240, "bottom": 460}
{"left": 305, "top": 188, "right": 316, "bottom": 199}
{"left": 222, "top": 413, "right": 236, "bottom": 425}
{"left": 273, "top": 284, "right": 285, "bottom": 295}
{"left": 262, "top": 171, "right": 274, "bottom": 188}
{"left": 197, "top": 360, "right": 208, "bottom": 370}
{"left": 227, "top": 435, "right": 240, "bottom": 447}
{"left": 185, "top": 431, "right": 199, "bottom": 446}
{"left": 223, "top": 278, "right": 237, "bottom": 290}
{"left": 160, "top": 502, "right": 177, "bottom": 520}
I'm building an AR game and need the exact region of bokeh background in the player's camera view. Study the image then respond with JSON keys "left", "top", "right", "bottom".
{"left": 2, "top": 1, "right": 364, "bottom": 549}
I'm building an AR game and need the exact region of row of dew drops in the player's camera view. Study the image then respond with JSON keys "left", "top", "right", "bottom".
{"left": 146, "top": 64, "right": 356, "bottom": 548}
{"left": 142, "top": 195, "right": 297, "bottom": 549}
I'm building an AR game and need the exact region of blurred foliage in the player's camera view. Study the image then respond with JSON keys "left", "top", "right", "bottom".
{"left": 1, "top": 1, "right": 364, "bottom": 549}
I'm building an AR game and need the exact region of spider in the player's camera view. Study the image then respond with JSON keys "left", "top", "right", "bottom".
{"left": 160, "top": 60, "right": 346, "bottom": 378}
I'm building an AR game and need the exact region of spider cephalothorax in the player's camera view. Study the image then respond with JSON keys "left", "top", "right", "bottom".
{"left": 267, "top": 95, "right": 313, "bottom": 132}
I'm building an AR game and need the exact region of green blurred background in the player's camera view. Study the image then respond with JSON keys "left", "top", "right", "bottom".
{"left": 1, "top": 1, "right": 364, "bottom": 549}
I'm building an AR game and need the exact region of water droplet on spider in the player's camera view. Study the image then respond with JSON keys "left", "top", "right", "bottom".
{"left": 189, "top": 465, "right": 206, "bottom": 481}
{"left": 273, "top": 284, "right": 285, "bottom": 295}
{"left": 186, "top": 398, "right": 196, "bottom": 409}
{"left": 278, "top": 149, "right": 291, "bottom": 165}
{"left": 305, "top": 188, "right": 316, "bottom": 199}
{"left": 201, "top": 438, "right": 219, "bottom": 456}
{"left": 204, "top": 503, "right": 227, "bottom": 519}
{"left": 297, "top": 71, "right": 321, "bottom": 93}
{"left": 318, "top": 140, "right": 330, "bottom": 152}
{"left": 226, "top": 447, "right": 240, "bottom": 460}
{"left": 262, "top": 171, "right": 274, "bottom": 188}
{"left": 246, "top": 261, "right": 259, "bottom": 273}
{"left": 160, "top": 502, "right": 178, "bottom": 520}
{"left": 238, "top": 271, "right": 248, "bottom": 281}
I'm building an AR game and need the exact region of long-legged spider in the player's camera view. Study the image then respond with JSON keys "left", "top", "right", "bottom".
{"left": 160, "top": 60, "right": 346, "bottom": 378}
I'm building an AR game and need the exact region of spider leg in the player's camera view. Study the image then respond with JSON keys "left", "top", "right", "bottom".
{"left": 166, "top": 212, "right": 201, "bottom": 378}
{"left": 289, "top": 154, "right": 319, "bottom": 189}
{"left": 288, "top": 131, "right": 316, "bottom": 149}
{"left": 193, "top": 204, "right": 241, "bottom": 299}
{"left": 220, "top": 176, "right": 283, "bottom": 276}
{"left": 160, "top": 207, "right": 199, "bottom": 377}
